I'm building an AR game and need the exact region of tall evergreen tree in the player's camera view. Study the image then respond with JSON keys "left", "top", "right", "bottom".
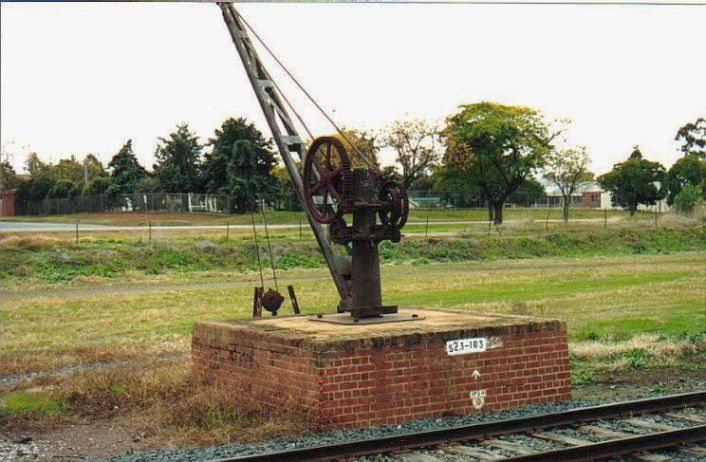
{"left": 201, "top": 118, "right": 278, "bottom": 212}
{"left": 106, "top": 140, "right": 148, "bottom": 195}
{"left": 153, "top": 123, "right": 202, "bottom": 193}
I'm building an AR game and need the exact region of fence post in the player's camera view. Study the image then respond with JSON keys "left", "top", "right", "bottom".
{"left": 226, "top": 222, "right": 230, "bottom": 241}
{"left": 75, "top": 221, "right": 79, "bottom": 246}
{"left": 148, "top": 221, "right": 152, "bottom": 243}
{"left": 604, "top": 208, "right": 607, "bottom": 229}
{"left": 425, "top": 216, "right": 429, "bottom": 238}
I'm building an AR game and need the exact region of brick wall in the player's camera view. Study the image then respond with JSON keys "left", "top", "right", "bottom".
{"left": 192, "top": 313, "right": 571, "bottom": 429}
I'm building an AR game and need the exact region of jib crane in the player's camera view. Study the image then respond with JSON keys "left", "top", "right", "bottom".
{"left": 219, "top": 3, "right": 413, "bottom": 323}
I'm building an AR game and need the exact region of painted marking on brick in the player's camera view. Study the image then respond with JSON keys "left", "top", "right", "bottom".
{"left": 469, "top": 389, "right": 486, "bottom": 410}
{"left": 472, "top": 369, "right": 481, "bottom": 380}
{"left": 446, "top": 337, "right": 487, "bottom": 355}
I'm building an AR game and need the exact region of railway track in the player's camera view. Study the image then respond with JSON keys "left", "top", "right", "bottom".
{"left": 214, "top": 390, "right": 706, "bottom": 462}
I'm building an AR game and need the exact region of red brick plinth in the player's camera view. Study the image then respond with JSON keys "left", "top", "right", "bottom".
{"left": 191, "top": 308, "right": 571, "bottom": 429}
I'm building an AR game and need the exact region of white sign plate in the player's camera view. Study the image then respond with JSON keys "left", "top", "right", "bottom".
{"left": 446, "top": 337, "right": 487, "bottom": 355}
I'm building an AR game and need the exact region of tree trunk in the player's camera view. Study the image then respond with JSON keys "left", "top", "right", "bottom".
{"left": 630, "top": 204, "right": 636, "bottom": 216}
{"left": 487, "top": 201, "right": 494, "bottom": 222}
{"left": 562, "top": 197, "right": 570, "bottom": 223}
{"left": 493, "top": 202, "right": 504, "bottom": 225}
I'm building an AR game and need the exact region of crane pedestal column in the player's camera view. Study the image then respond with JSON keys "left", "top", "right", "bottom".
{"left": 349, "top": 168, "right": 394, "bottom": 319}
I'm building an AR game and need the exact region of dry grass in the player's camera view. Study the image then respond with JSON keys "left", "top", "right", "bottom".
{"left": 52, "top": 361, "right": 304, "bottom": 445}
{"left": 570, "top": 333, "right": 706, "bottom": 373}
{"left": 0, "top": 235, "right": 77, "bottom": 251}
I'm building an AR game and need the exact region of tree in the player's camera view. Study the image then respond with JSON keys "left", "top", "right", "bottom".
{"left": 17, "top": 176, "right": 54, "bottom": 203}
{"left": 673, "top": 183, "right": 702, "bottom": 215}
{"left": 0, "top": 161, "right": 19, "bottom": 191}
{"left": 675, "top": 118, "right": 705, "bottom": 157}
{"left": 153, "top": 123, "right": 202, "bottom": 193}
{"left": 507, "top": 175, "right": 547, "bottom": 207}
{"left": 433, "top": 164, "right": 482, "bottom": 208}
{"left": 48, "top": 179, "right": 79, "bottom": 199}
{"left": 106, "top": 140, "right": 148, "bottom": 195}
{"left": 543, "top": 146, "right": 594, "bottom": 222}
{"left": 270, "top": 165, "right": 300, "bottom": 211}
{"left": 83, "top": 154, "right": 105, "bottom": 183}
{"left": 667, "top": 153, "right": 706, "bottom": 205}
{"left": 50, "top": 155, "right": 84, "bottom": 184}
{"left": 445, "top": 102, "right": 556, "bottom": 224}
{"left": 336, "top": 128, "right": 380, "bottom": 167}
{"left": 382, "top": 118, "right": 441, "bottom": 189}
{"left": 82, "top": 176, "right": 113, "bottom": 196}
{"left": 598, "top": 146, "right": 666, "bottom": 216}
{"left": 201, "top": 118, "right": 277, "bottom": 212}
{"left": 25, "top": 152, "right": 50, "bottom": 179}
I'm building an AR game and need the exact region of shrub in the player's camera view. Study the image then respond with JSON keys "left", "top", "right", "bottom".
{"left": 48, "top": 179, "right": 79, "bottom": 199}
{"left": 673, "top": 183, "right": 703, "bottom": 214}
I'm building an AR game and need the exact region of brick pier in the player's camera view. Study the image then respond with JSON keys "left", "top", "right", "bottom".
{"left": 192, "top": 308, "right": 571, "bottom": 429}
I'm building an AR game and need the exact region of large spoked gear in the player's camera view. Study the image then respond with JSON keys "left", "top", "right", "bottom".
{"left": 378, "top": 179, "right": 409, "bottom": 231}
{"left": 303, "top": 136, "right": 352, "bottom": 224}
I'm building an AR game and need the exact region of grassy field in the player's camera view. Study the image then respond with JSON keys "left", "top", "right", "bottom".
{"left": 1, "top": 222, "right": 704, "bottom": 449}
{"left": 2, "top": 251, "right": 704, "bottom": 371}
{"left": 1, "top": 207, "right": 662, "bottom": 226}
{"left": 1, "top": 223, "right": 703, "bottom": 287}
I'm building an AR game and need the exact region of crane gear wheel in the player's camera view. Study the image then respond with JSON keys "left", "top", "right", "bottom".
{"left": 378, "top": 179, "right": 409, "bottom": 230}
{"left": 303, "top": 136, "right": 352, "bottom": 224}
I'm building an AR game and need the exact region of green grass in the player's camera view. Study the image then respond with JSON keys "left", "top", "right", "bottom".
{"left": 0, "top": 390, "right": 66, "bottom": 417}
{"left": 1, "top": 207, "right": 659, "bottom": 226}
{"left": 2, "top": 225, "right": 703, "bottom": 285}
{"left": 1, "top": 251, "right": 703, "bottom": 375}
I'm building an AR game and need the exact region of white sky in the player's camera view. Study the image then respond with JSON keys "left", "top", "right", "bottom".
{"left": 1, "top": 2, "right": 705, "bottom": 175}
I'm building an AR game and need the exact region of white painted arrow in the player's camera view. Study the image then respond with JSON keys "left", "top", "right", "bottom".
{"left": 472, "top": 369, "right": 481, "bottom": 380}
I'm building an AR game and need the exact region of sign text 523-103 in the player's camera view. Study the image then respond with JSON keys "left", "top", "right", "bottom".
{"left": 446, "top": 337, "right": 487, "bottom": 356}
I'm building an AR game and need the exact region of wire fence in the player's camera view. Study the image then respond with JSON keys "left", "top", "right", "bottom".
{"left": 16, "top": 193, "right": 233, "bottom": 216}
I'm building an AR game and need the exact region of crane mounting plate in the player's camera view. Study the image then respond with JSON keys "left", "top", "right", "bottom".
{"left": 309, "top": 312, "right": 425, "bottom": 325}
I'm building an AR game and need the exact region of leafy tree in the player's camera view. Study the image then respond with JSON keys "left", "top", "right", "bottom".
{"left": 133, "top": 176, "right": 161, "bottom": 194}
{"left": 507, "top": 175, "right": 547, "bottom": 207}
{"left": 106, "top": 140, "right": 148, "bottom": 195}
{"left": 336, "top": 128, "right": 380, "bottom": 167}
{"left": 382, "top": 118, "right": 441, "bottom": 189}
{"left": 270, "top": 165, "right": 300, "bottom": 211}
{"left": 83, "top": 154, "right": 105, "bottom": 183}
{"left": 543, "top": 146, "right": 594, "bottom": 222}
{"left": 48, "top": 179, "right": 79, "bottom": 199}
{"left": 202, "top": 118, "right": 277, "bottom": 212}
{"left": 675, "top": 118, "right": 705, "bottom": 157}
{"left": 598, "top": 146, "right": 666, "bottom": 215}
{"left": 0, "top": 161, "right": 19, "bottom": 191}
{"left": 82, "top": 176, "right": 113, "bottom": 196}
{"left": 50, "top": 155, "right": 84, "bottom": 184}
{"left": 433, "top": 164, "right": 482, "bottom": 208}
{"left": 25, "top": 152, "right": 50, "bottom": 179}
{"left": 445, "top": 102, "right": 556, "bottom": 224}
{"left": 667, "top": 153, "right": 705, "bottom": 205}
{"left": 17, "top": 176, "right": 55, "bottom": 203}
{"left": 673, "top": 183, "right": 702, "bottom": 214}
{"left": 153, "top": 123, "right": 202, "bottom": 193}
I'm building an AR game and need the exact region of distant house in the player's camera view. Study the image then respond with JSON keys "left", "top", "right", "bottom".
{"left": 539, "top": 181, "right": 603, "bottom": 209}
{"left": 539, "top": 181, "right": 670, "bottom": 211}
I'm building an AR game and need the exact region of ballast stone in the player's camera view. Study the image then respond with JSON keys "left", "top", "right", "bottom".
{"left": 191, "top": 308, "right": 571, "bottom": 429}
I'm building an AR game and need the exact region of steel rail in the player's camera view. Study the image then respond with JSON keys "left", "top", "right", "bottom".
{"left": 211, "top": 390, "right": 706, "bottom": 461}
{"left": 504, "top": 424, "right": 706, "bottom": 461}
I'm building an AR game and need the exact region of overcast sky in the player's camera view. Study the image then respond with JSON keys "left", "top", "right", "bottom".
{"left": 1, "top": 2, "right": 704, "bottom": 176}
